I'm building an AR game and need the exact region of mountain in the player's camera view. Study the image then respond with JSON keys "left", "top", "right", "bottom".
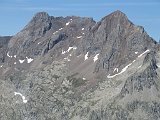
{"left": 0, "top": 10, "right": 160, "bottom": 120}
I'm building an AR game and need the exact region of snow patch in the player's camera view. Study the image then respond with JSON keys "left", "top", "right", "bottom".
{"left": 83, "top": 78, "right": 86, "bottom": 80}
{"left": 66, "top": 22, "right": 70, "bottom": 26}
{"left": 53, "top": 28, "right": 63, "bottom": 35}
{"left": 107, "top": 61, "right": 133, "bottom": 78}
{"left": 14, "top": 92, "right": 27, "bottom": 103}
{"left": 93, "top": 54, "right": 99, "bottom": 62}
{"left": 53, "top": 31, "right": 58, "bottom": 35}
{"left": 85, "top": 52, "right": 89, "bottom": 60}
{"left": 77, "top": 36, "right": 82, "bottom": 39}
{"left": 14, "top": 55, "right": 16, "bottom": 58}
{"left": 67, "top": 47, "right": 73, "bottom": 52}
{"left": 38, "top": 42, "right": 41, "bottom": 44}
{"left": 7, "top": 52, "right": 12, "bottom": 58}
{"left": 64, "top": 57, "right": 71, "bottom": 61}
{"left": 82, "top": 33, "right": 85, "bottom": 35}
{"left": 113, "top": 68, "right": 119, "bottom": 73}
{"left": 135, "top": 52, "right": 138, "bottom": 54}
{"left": 82, "top": 28, "right": 84, "bottom": 30}
{"left": 62, "top": 50, "right": 66, "bottom": 54}
{"left": 69, "top": 54, "right": 72, "bottom": 56}
{"left": 132, "top": 60, "right": 136, "bottom": 63}
{"left": 19, "top": 59, "right": 25, "bottom": 63}
{"left": 138, "top": 65, "right": 142, "bottom": 68}
{"left": 157, "top": 63, "right": 160, "bottom": 68}
{"left": 63, "top": 46, "right": 77, "bottom": 54}
{"left": 14, "top": 62, "right": 16, "bottom": 65}
{"left": 138, "top": 50, "right": 150, "bottom": 58}
{"left": 67, "top": 46, "right": 77, "bottom": 52}
{"left": 7, "top": 52, "right": 10, "bottom": 57}
{"left": 0, "top": 65, "right": 3, "bottom": 68}
{"left": 59, "top": 28, "right": 63, "bottom": 30}
{"left": 26, "top": 57, "right": 33, "bottom": 63}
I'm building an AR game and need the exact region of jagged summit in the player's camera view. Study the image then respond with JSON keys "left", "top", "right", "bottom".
{"left": 33, "top": 11, "right": 49, "bottom": 19}
{"left": 102, "top": 10, "right": 127, "bottom": 20}
{"left": 111, "top": 10, "right": 126, "bottom": 16}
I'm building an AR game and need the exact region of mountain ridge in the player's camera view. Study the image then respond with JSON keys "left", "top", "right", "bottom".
{"left": 0, "top": 10, "right": 160, "bottom": 120}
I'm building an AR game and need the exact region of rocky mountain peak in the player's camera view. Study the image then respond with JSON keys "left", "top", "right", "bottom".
{"left": 103, "top": 10, "right": 127, "bottom": 20}
{"left": 100, "top": 10, "right": 132, "bottom": 32}
{"left": 32, "top": 11, "right": 49, "bottom": 20}
{"left": 1, "top": 11, "right": 160, "bottom": 120}
{"left": 110, "top": 10, "right": 126, "bottom": 17}
{"left": 23, "top": 12, "right": 50, "bottom": 30}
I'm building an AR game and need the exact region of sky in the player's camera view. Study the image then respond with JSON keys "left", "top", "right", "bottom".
{"left": 0, "top": 0, "right": 160, "bottom": 41}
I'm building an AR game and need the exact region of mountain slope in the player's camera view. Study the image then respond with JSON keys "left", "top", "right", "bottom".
{"left": 0, "top": 10, "right": 160, "bottom": 120}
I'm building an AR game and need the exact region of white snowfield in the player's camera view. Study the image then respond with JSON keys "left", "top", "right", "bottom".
{"left": 26, "top": 57, "right": 33, "bottom": 63}
{"left": 14, "top": 92, "right": 27, "bottom": 103}
{"left": 135, "top": 52, "right": 138, "bottom": 54}
{"left": 64, "top": 57, "right": 71, "bottom": 61}
{"left": 85, "top": 52, "right": 89, "bottom": 60}
{"left": 59, "top": 28, "right": 63, "bottom": 30}
{"left": 138, "top": 49, "right": 150, "bottom": 58}
{"left": 138, "top": 65, "right": 142, "bottom": 68}
{"left": 7, "top": 52, "right": 17, "bottom": 58}
{"left": 62, "top": 50, "right": 66, "bottom": 54}
{"left": 107, "top": 62, "right": 133, "bottom": 78}
{"left": 68, "top": 47, "right": 77, "bottom": 52}
{"left": 62, "top": 47, "right": 77, "bottom": 55}
{"left": 66, "top": 18, "right": 73, "bottom": 26}
{"left": 107, "top": 49, "right": 150, "bottom": 78}
{"left": 93, "top": 54, "right": 99, "bottom": 62}
{"left": 67, "top": 47, "right": 73, "bottom": 52}
{"left": 66, "top": 22, "right": 70, "bottom": 26}
{"left": 52, "top": 28, "right": 63, "bottom": 35}
{"left": 113, "top": 68, "right": 119, "bottom": 72}
{"left": 19, "top": 59, "right": 25, "bottom": 63}
{"left": 77, "top": 36, "right": 82, "bottom": 39}
{"left": 7, "top": 52, "right": 12, "bottom": 58}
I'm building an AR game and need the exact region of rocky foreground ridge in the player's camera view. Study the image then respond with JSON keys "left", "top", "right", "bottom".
{"left": 0, "top": 10, "right": 160, "bottom": 120}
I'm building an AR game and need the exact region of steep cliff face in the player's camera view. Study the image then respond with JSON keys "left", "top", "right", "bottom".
{"left": 0, "top": 10, "right": 160, "bottom": 120}
{"left": 92, "top": 11, "right": 156, "bottom": 74}
{"left": 0, "top": 36, "right": 12, "bottom": 63}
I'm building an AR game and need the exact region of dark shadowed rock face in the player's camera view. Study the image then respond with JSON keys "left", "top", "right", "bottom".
{"left": 0, "top": 36, "right": 12, "bottom": 63}
{"left": 0, "top": 10, "right": 160, "bottom": 120}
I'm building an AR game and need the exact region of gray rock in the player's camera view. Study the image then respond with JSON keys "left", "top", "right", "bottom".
{"left": 0, "top": 10, "right": 160, "bottom": 120}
